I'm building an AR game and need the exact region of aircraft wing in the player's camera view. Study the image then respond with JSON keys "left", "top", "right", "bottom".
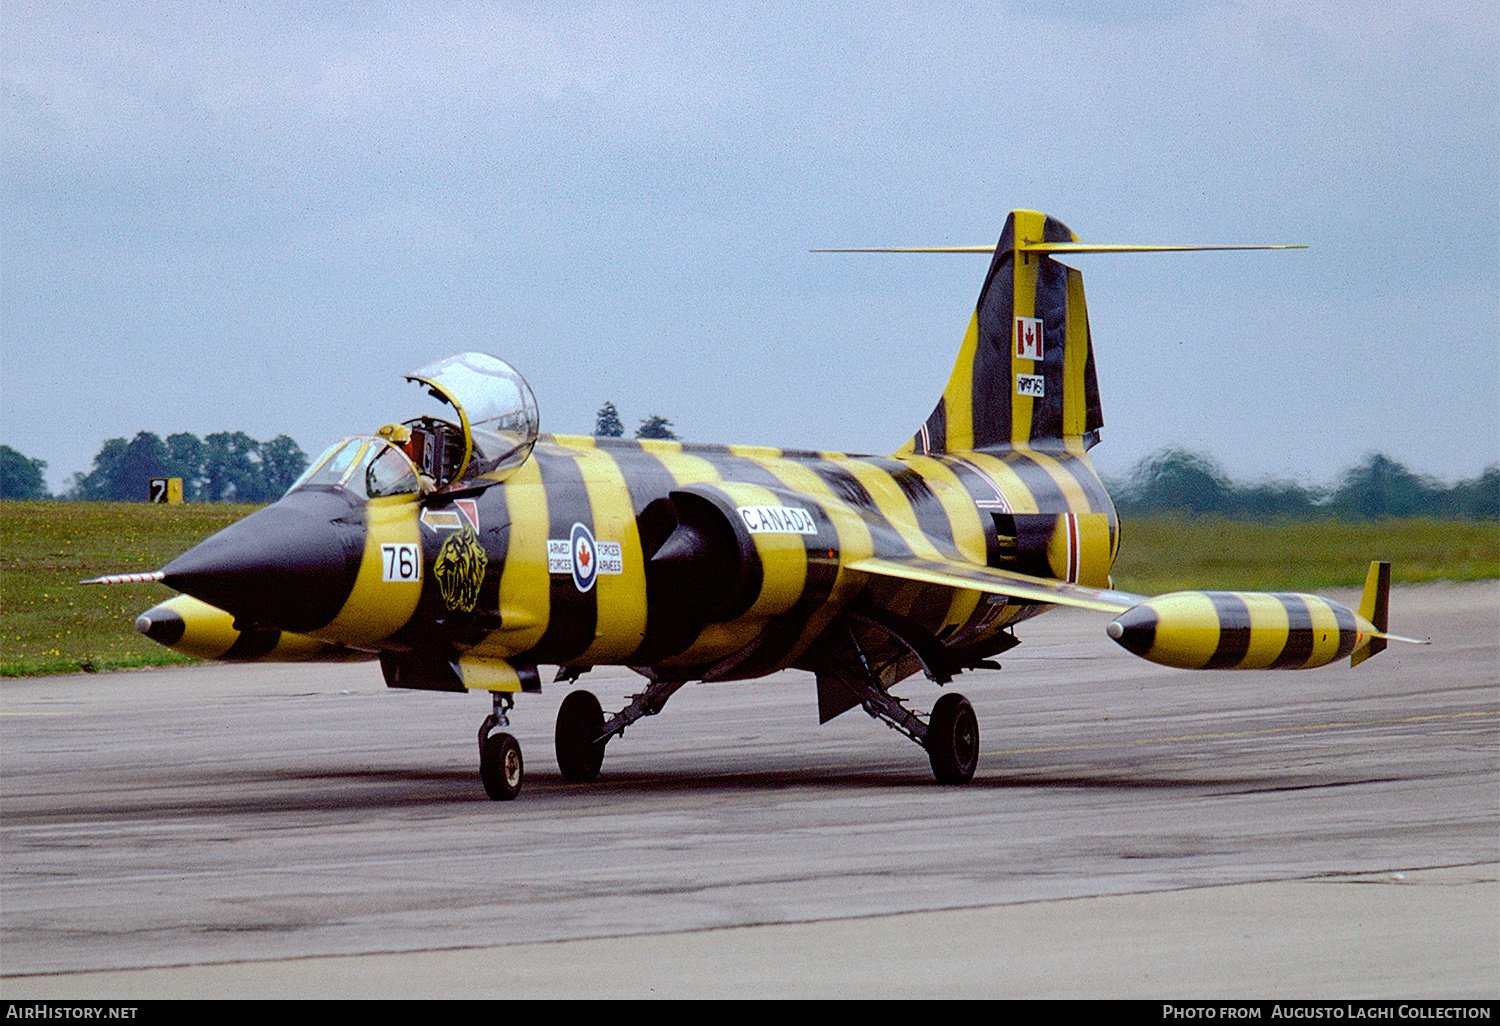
{"left": 845, "top": 554, "right": 1143, "bottom": 614}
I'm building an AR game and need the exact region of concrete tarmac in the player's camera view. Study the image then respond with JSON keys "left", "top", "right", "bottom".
{"left": 2, "top": 582, "right": 1496, "bottom": 999}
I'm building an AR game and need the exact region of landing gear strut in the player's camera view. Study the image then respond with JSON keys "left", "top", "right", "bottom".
{"left": 812, "top": 616, "right": 984, "bottom": 784}
{"left": 478, "top": 692, "right": 524, "bottom": 800}
{"left": 818, "top": 662, "right": 981, "bottom": 784}
{"left": 553, "top": 678, "right": 687, "bottom": 784}
{"left": 860, "top": 684, "right": 979, "bottom": 785}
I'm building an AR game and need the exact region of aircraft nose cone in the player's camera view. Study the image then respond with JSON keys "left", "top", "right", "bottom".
{"left": 160, "top": 489, "right": 366, "bottom": 633}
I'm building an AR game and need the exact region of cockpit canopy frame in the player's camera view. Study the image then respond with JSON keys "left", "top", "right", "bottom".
{"left": 285, "top": 353, "right": 540, "bottom": 502}
{"left": 403, "top": 353, "right": 539, "bottom": 492}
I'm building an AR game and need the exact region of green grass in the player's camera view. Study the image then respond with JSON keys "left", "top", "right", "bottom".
{"left": 1, "top": 501, "right": 260, "bottom": 676}
{"left": 1, "top": 502, "right": 1495, "bottom": 677}
{"left": 1111, "top": 515, "right": 1500, "bottom": 594}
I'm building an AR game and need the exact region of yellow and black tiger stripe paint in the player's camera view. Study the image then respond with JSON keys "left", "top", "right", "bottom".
{"left": 1106, "top": 591, "right": 1369, "bottom": 669}
{"left": 1104, "top": 562, "right": 1405, "bottom": 670}
{"left": 135, "top": 594, "right": 371, "bottom": 663}
{"left": 98, "top": 209, "right": 1427, "bottom": 802}
{"left": 902, "top": 210, "right": 1103, "bottom": 457}
{"left": 409, "top": 433, "right": 1118, "bottom": 690}
{"left": 133, "top": 427, "right": 1121, "bottom": 693}
{"left": 128, "top": 210, "right": 1405, "bottom": 710}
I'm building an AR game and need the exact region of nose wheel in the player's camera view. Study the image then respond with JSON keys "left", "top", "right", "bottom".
{"left": 478, "top": 692, "right": 524, "bottom": 800}
{"left": 480, "top": 731, "right": 524, "bottom": 800}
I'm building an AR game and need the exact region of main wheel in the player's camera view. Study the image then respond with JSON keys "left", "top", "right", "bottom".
{"left": 926, "top": 692, "right": 979, "bottom": 784}
{"left": 555, "top": 689, "right": 607, "bottom": 782}
{"left": 480, "top": 731, "right": 525, "bottom": 800}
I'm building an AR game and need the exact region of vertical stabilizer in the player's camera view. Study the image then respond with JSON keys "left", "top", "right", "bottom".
{"left": 1352, "top": 560, "right": 1391, "bottom": 667}
{"left": 903, "top": 210, "right": 1103, "bottom": 456}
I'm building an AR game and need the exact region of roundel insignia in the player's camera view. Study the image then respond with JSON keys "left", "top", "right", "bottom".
{"left": 570, "top": 522, "right": 597, "bottom": 593}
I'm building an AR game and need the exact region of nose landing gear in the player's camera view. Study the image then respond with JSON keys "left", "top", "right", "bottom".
{"left": 478, "top": 692, "right": 524, "bottom": 801}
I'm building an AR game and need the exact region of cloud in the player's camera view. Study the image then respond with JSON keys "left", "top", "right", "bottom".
{"left": 2, "top": 2, "right": 1495, "bottom": 491}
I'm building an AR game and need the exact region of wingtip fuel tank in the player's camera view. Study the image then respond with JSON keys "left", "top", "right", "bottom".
{"left": 134, "top": 594, "right": 374, "bottom": 663}
{"left": 1105, "top": 562, "right": 1425, "bottom": 670}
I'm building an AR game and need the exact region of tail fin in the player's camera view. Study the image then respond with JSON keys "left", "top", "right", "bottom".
{"left": 1352, "top": 560, "right": 1391, "bottom": 667}
{"left": 903, "top": 210, "right": 1103, "bottom": 456}
{"left": 1350, "top": 560, "right": 1430, "bottom": 665}
{"left": 881, "top": 210, "right": 1305, "bottom": 456}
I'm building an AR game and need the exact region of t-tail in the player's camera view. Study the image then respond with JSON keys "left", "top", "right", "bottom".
{"left": 903, "top": 210, "right": 1103, "bottom": 456}
{"left": 892, "top": 209, "right": 1305, "bottom": 457}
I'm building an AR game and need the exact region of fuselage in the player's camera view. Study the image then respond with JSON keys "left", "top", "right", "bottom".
{"left": 251, "top": 433, "right": 1121, "bottom": 686}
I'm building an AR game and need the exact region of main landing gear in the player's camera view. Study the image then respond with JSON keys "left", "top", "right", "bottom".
{"left": 925, "top": 692, "right": 980, "bottom": 784}
{"left": 547, "top": 676, "right": 979, "bottom": 789}
{"left": 555, "top": 678, "right": 686, "bottom": 783}
{"left": 476, "top": 678, "right": 690, "bottom": 799}
{"left": 477, "top": 674, "right": 979, "bottom": 800}
{"left": 818, "top": 661, "right": 981, "bottom": 784}
{"left": 554, "top": 689, "right": 606, "bottom": 782}
{"left": 861, "top": 683, "right": 980, "bottom": 784}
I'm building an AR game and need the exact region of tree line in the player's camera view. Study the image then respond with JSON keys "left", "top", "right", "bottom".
{"left": 0, "top": 401, "right": 678, "bottom": 503}
{"left": 3, "top": 434, "right": 1495, "bottom": 519}
{"left": 1110, "top": 448, "right": 1498, "bottom": 520}
{"left": 0, "top": 432, "right": 309, "bottom": 503}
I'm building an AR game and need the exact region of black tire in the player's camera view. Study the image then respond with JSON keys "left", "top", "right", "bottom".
{"left": 480, "top": 731, "right": 524, "bottom": 801}
{"left": 926, "top": 692, "right": 979, "bottom": 784}
{"left": 555, "top": 689, "right": 607, "bottom": 782}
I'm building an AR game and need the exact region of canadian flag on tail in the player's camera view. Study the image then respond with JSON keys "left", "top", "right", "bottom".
{"left": 1014, "top": 316, "right": 1044, "bottom": 361}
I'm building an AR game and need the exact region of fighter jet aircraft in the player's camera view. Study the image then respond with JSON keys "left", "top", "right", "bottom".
{"left": 89, "top": 210, "right": 1422, "bottom": 800}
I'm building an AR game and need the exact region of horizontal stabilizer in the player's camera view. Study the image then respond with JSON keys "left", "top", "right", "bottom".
{"left": 857, "top": 211, "right": 1307, "bottom": 458}
{"left": 815, "top": 243, "right": 1305, "bottom": 254}
{"left": 1022, "top": 242, "right": 1306, "bottom": 254}
{"left": 846, "top": 554, "right": 1141, "bottom": 613}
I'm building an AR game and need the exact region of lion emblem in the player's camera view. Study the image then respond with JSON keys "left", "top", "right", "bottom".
{"left": 434, "top": 526, "right": 487, "bottom": 612}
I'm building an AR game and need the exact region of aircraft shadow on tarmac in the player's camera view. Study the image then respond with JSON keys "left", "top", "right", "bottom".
{"left": 17, "top": 759, "right": 1385, "bottom": 822}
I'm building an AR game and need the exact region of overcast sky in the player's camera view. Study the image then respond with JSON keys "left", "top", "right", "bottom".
{"left": 4, "top": 1, "right": 1496, "bottom": 495}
